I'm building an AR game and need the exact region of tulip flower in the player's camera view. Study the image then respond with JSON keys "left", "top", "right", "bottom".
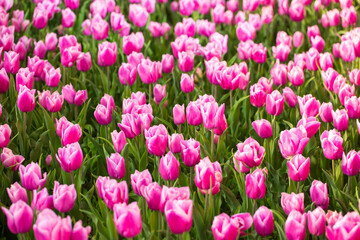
{"left": 91, "top": 14, "right": 109, "bottom": 41}
{"left": 118, "top": 63, "right": 137, "bottom": 86}
{"left": 1, "top": 148, "right": 24, "bottom": 171}
{"left": 33, "top": 209, "right": 72, "bottom": 239}
{"left": 19, "top": 163, "right": 47, "bottom": 191}
{"left": 181, "top": 73, "right": 195, "bottom": 93}
{"left": 111, "top": 130, "right": 126, "bottom": 153}
{"left": 7, "top": 182, "right": 27, "bottom": 203}
{"left": 110, "top": 12, "right": 130, "bottom": 36}
{"left": 123, "top": 32, "right": 144, "bottom": 55}
{"left": 107, "top": 153, "right": 125, "bottom": 179}
{"left": 76, "top": 52, "right": 92, "bottom": 72}
{"left": 181, "top": 138, "right": 201, "bottom": 167}
{"left": 293, "top": 31, "right": 303, "bottom": 47}
{"left": 296, "top": 117, "right": 320, "bottom": 138}
{"left": 1, "top": 200, "right": 33, "bottom": 234}
{"left": 17, "top": 85, "right": 36, "bottom": 112}
{"left": 4, "top": 51, "right": 20, "bottom": 74}
{"left": 266, "top": 90, "right": 285, "bottom": 116}
{"left": 53, "top": 181, "right": 77, "bottom": 212}
{"left": 31, "top": 188, "right": 53, "bottom": 211}
{"left": 250, "top": 84, "right": 267, "bottom": 108}
{"left": 234, "top": 137, "right": 265, "bottom": 168}
{"left": 310, "top": 180, "right": 329, "bottom": 209}
{"left": 169, "top": 133, "right": 184, "bottom": 154}
{"left": 253, "top": 206, "right": 274, "bottom": 236}
{"left": 211, "top": 213, "right": 238, "bottom": 240}
{"left": 45, "top": 33, "right": 58, "bottom": 51}
{"left": 288, "top": 66, "right": 304, "bottom": 86}
{"left": 16, "top": 68, "right": 34, "bottom": 92}
{"left": 278, "top": 126, "right": 309, "bottom": 159}
{"left": 326, "top": 211, "right": 360, "bottom": 239}
{"left": 285, "top": 210, "right": 306, "bottom": 240}
{"left": 270, "top": 61, "right": 287, "bottom": 86}
{"left": 129, "top": 4, "right": 149, "bottom": 27}
{"left": 332, "top": 109, "right": 348, "bottom": 132}
{"left": 131, "top": 169, "right": 152, "bottom": 196}
{"left": 342, "top": 150, "right": 360, "bottom": 176}
{"left": 319, "top": 102, "right": 333, "bottom": 122}
{"left": 96, "top": 176, "right": 128, "bottom": 209}
{"left": 282, "top": 87, "right": 298, "bottom": 108}
{"left": 0, "top": 124, "right": 11, "bottom": 148}
{"left": 113, "top": 202, "right": 142, "bottom": 238}
{"left": 45, "top": 67, "right": 61, "bottom": 87}
{"left": 142, "top": 182, "right": 162, "bottom": 211}
{"left": 0, "top": 68, "right": 9, "bottom": 93}
{"left": 178, "top": 51, "right": 195, "bottom": 72}
{"left": 230, "top": 213, "right": 253, "bottom": 236}
{"left": 97, "top": 41, "right": 117, "bottom": 67}
{"left": 144, "top": 124, "right": 168, "bottom": 156}
{"left": 56, "top": 142, "right": 83, "bottom": 173}
{"left": 195, "top": 157, "right": 222, "bottom": 195}
{"left": 153, "top": 84, "right": 166, "bottom": 105}
{"left": 245, "top": 168, "right": 266, "bottom": 199}
{"left": 159, "top": 152, "right": 180, "bottom": 181}
{"left": 307, "top": 207, "right": 326, "bottom": 236}
{"left": 186, "top": 102, "right": 203, "bottom": 126}
{"left": 287, "top": 154, "right": 310, "bottom": 182}
{"left": 162, "top": 54, "right": 174, "bottom": 73}
{"left": 165, "top": 199, "right": 193, "bottom": 234}
{"left": 281, "top": 192, "right": 304, "bottom": 215}
{"left": 252, "top": 120, "right": 272, "bottom": 139}
{"left": 138, "top": 59, "right": 162, "bottom": 84}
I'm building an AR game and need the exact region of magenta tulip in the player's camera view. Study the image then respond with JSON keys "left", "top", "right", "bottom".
{"left": 113, "top": 202, "right": 142, "bottom": 238}
{"left": 7, "top": 182, "right": 27, "bottom": 204}
{"left": 53, "top": 181, "right": 76, "bottom": 213}
{"left": 281, "top": 192, "right": 304, "bottom": 215}
{"left": 19, "top": 162, "right": 47, "bottom": 191}
{"left": 96, "top": 176, "right": 128, "bottom": 210}
{"left": 285, "top": 210, "right": 306, "bottom": 240}
{"left": 287, "top": 154, "right": 310, "bottom": 182}
{"left": 253, "top": 206, "right": 274, "bottom": 237}
{"left": 245, "top": 168, "right": 266, "bottom": 199}
{"left": 159, "top": 151, "right": 180, "bottom": 181}
{"left": 181, "top": 138, "right": 201, "bottom": 167}
{"left": 1, "top": 200, "right": 33, "bottom": 234}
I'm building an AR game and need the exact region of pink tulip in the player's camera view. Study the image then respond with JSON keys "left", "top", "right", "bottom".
{"left": 345, "top": 96, "right": 360, "bottom": 119}
{"left": 211, "top": 213, "right": 238, "bottom": 240}
{"left": 250, "top": 84, "right": 267, "bottom": 108}
{"left": 131, "top": 169, "right": 152, "bottom": 196}
{"left": 56, "top": 142, "right": 83, "bottom": 173}
{"left": 161, "top": 54, "right": 174, "bottom": 73}
{"left": 349, "top": 69, "right": 360, "bottom": 86}
{"left": 266, "top": 90, "right": 285, "bottom": 116}
{"left": 296, "top": 117, "right": 320, "bottom": 138}
{"left": 123, "top": 32, "right": 144, "bottom": 56}
{"left": 293, "top": 31, "right": 303, "bottom": 48}
{"left": 96, "top": 176, "right": 128, "bottom": 209}
{"left": 144, "top": 124, "right": 168, "bottom": 156}
{"left": 258, "top": 77, "right": 273, "bottom": 93}
{"left": 0, "top": 68, "right": 9, "bottom": 93}
{"left": 17, "top": 86, "right": 35, "bottom": 112}
{"left": 0, "top": 124, "right": 11, "bottom": 148}
{"left": 340, "top": 40, "right": 356, "bottom": 62}
{"left": 33, "top": 209, "right": 72, "bottom": 239}
{"left": 319, "top": 52, "right": 333, "bottom": 71}
{"left": 7, "top": 182, "right": 27, "bottom": 203}
{"left": 319, "top": 102, "right": 333, "bottom": 122}
{"left": 245, "top": 168, "right": 266, "bottom": 199}
{"left": 297, "top": 94, "right": 320, "bottom": 117}
{"left": 281, "top": 192, "right": 304, "bottom": 215}
{"left": 76, "top": 52, "right": 92, "bottom": 72}
{"left": 110, "top": 12, "right": 130, "bottom": 36}
{"left": 282, "top": 87, "right": 298, "bottom": 108}
{"left": 168, "top": 133, "right": 184, "bottom": 154}
{"left": 288, "top": 66, "right": 304, "bottom": 86}
{"left": 33, "top": 40, "right": 47, "bottom": 59}
{"left": 111, "top": 130, "right": 126, "bottom": 153}
{"left": 113, "top": 202, "right": 142, "bottom": 238}
{"left": 326, "top": 211, "right": 360, "bottom": 239}
{"left": 31, "top": 188, "right": 53, "bottom": 211}
{"left": 310, "top": 180, "right": 329, "bottom": 209}
{"left": 72, "top": 220, "right": 92, "bottom": 240}
{"left": 307, "top": 207, "right": 326, "bottom": 236}
{"left": 180, "top": 73, "right": 195, "bottom": 93}
{"left": 53, "top": 181, "right": 76, "bottom": 213}
{"left": 186, "top": 102, "right": 202, "bottom": 126}
{"left": 19, "top": 162, "right": 47, "bottom": 191}
{"left": 270, "top": 61, "right": 287, "bottom": 86}
{"left": 118, "top": 63, "right": 137, "bottom": 86}
{"left": 45, "top": 91, "right": 64, "bottom": 113}
{"left": 98, "top": 41, "right": 117, "bottom": 67}
{"left": 138, "top": 59, "right": 162, "bottom": 84}
{"left": 91, "top": 14, "right": 109, "bottom": 41}
{"left": 2, "top": 200, "right": 33, "bottom": 234}
{"left": 45, "top": 67, "right": 61, "bottom": 87}
{"left": 181, "top": 138, "right": 201, "bottom": 167}
{"left": 342, "top": 150, "right": 360, "bottom": 176}
{"left": 142, "top": 182, "right": 162, "bottom": 211}
{"left": 107, "top": 153, "right": 125, "bottom": 179}
{"left": 159, "top": 151, "right": 180, "bottom": 181}
{"left": 4, "top": 51, "right": 20, "bottom": 74}
{"left": 253, "top": 206, "right": 274, "bottom": 237}
{"left": 285, "top": 210, "right": 306, "bottom": 240}
{"left": 129, "top": 4, "right": 149, "bottom": 27}
{"left": 287, "top": 154, "right": 310, "bottom": 182}
{"left": 1, "top": 148, "right": 24, "bottom": 171}
{"left": 278, "top": 127, "right": 309, "bottom": 159}
{"left": 252, "top": 119, "right": 272, "bottom": 139}
{"left": 236, "top": 21, "right": 256, "bottom": 42}
{"left": 234, "top": 137, "right": 265, "bottom": 168}
{"left": 321, "top": 129, "right": 343, "bottom": 160}
{"left": 94, "top": 103, "right": 112, "bottom": 126}
{"left": 33, "top": 7, "right": 48, "bottom": 29}
{"left": 165, "top": 199, "right": 193, "bottom": 234}
{"left": 153, "top": 84, "right": 166, "bottom": 105}
{"left": 332, "top": 109, "right": 348, "bottom": 132}
{"left": 64, "top": 0, "right": 79, "bottom": 9}
{"left": 178, "top": 51, "right": 194, "bottom": 72}
{"left": 195, "top": 157, "right": 222, "bottom": 195}
{"left": 62, "top": 8, "right": 76, "bottom": 28}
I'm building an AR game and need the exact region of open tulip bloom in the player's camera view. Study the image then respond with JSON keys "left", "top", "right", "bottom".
{"left": 2, "top": 0, "right": 360, "bottom": 239}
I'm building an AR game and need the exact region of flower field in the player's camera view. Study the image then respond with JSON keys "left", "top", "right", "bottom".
{"left": 0, "top": 0, "right": 360, "bottom": 239}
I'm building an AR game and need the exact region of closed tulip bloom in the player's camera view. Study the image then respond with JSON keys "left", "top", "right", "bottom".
{"left": 0, "top": 68, "right": 9, "bottom": 93}
{"left": 288, "top": 66, "right": 304, "bottom": 86}
{"left": 326, "top": 211, "right": 360, "bottom": 239}
{"left": 296, "top": 117, "right": 321, "bottom": 138}
{"left": 320, "top": 129, "right": 343, "bottom": 160}
{"left": 297, "top": 94, "right": 320, "bottom": 117}
{"left": 328, "top": 10, "right": 340, "bottom": 27}
{"left": 19, "top": 162, "right": 47, "bottom": 191}
{"left": 245, "top": 168, "right": 266, "bottom": 199}
{"left": 340, "top": 40, "right": 356, "bottom": 62}
{"left": 162, "top": 54, "right": 174, "bottom": 73}
{"left": 64, "top": 0, "right": 79, "bottom": 9}
{"left": 45, "top": 33, "right": 57, "bottom": 52}
{"left": 237, "top": 40, "right": 254, "bottom": 60}
{"left": 53, "top": 181, "right": 76, "bottom": 212}
{"left": 186, "top": 102, "right": 203, "bottom": 126}
{"left": 96, "top": 176, "right": 128, "bottom": 209}
{"left": 110, "top": 12, "right": 130, "bottom": 36}
{"left": 306, "top": 47, "right": 320, "bottom": 71}
{"left": 285, "top": 210, "right": 306, "bottom": 240}
{"left": 234, "top": 137, "right": 265, "bottom": 168}
{"left": 310, "top": 180, "right": 329, "bottom": 209}
{"left": 332, "top": 109, "right": 348, "bottom": 131}
{"left": 282, "top": 87, "right": 298, "bottom": 108}
{"left": 58, "top": 121, "right": 82, "bottom": 146}
{"left": 111, "top": 130, "right": 126, "bottom": 153}
{"left": 131, "top": 91, "right": 146, "bottom": 105}
{"left": 195, "top": 157, "right": 222, "bottom": 195}
{"left": 113, "top": 202, "right": 142, "bottom": 238}
{"left": 307, "top": 207, "right": 326, "bottom": 236}
{"left": 107, "top": 153, "right": 125, "bottom": 179}
{"left": 266, "top": 90, "right": 285, "bottom": 116}
{"left": 293, "top": 31, "right": 303, "bottom": 48}
{"left": 33, "top": 209, "right": 72, "bottom": 240}
{"left": 131, "top": 169, "right": 152, "bottom": 196}
{"left": 118, "top": 63, "right": 137, "bottom": 86}
{"left": 180, "top": 73, "right": 195, "bottom": 93}
{"left": 45, "top": 67, "right": 61, "bottom": 87}
{"left": 211, "top": 213, "right": 238, "bottom": 240}
{"left": 281, "top": 193, "right": 304, "bottom": 215}
{"left": 1, "top": 148, "right": 24, "bottom": 171}
{"left": 160, "top": 186, "right": 190, "bottom": 212}
{"left": 278, "top": 126, "right": 309, "bottom": 159}
{"left": 253, "top": 206, "right": 274, "bottom": 237}
{"left": 169, "top": 133, "right": 184, "bottom": 154}
{"left": 201, "top": 102, "right": 220, "bottom": 130}
{"left": 94, "top": 104, "right": 112, "bottom": 125}
{"left": 145, "top": 124, "right": 168, "bottom": 156}
{"left": 165, "top": 199, "right": 193, "bottom": 234}
{"left": 319, "top": 102, "right": 333, "bottom": 122}
{"left": 181, "top": 138, "right": 201, "bottom": 167}
{"left": 56, "top": 142, "right": 83, "bottom": 172}
{"left": 76, "top": 52, "right": 92, "bottom": 72}
{"left": 287, "top": 154, "right": 310, "bottom": 182}
{"left": 270, "top": 61, "right": 287, "bottom": 86}
{"left": 159, "top": 152, "right": 180, "bottom": 181}
{"left": 7, "top": 182, "right": 27, "bottom": 204}
{"left": 129, "top": 4, "right": 149, "bottom": 27}
{"left": 62, "top": 83, "right": 76, "bottom": 104}
{"left": 138, "top": 59, "right": 162, "bottom": 84}
{"left": 342, "top": 150, "right": 360, "bottom": 176}
{"left": 127, "top": 52, "right": 145, "bottom": 67}
{"left": 153, "top": 84, "right": 166, "bottom": 105}
{"left": 252, "top": 119, "right": 272, "bottom": 139}
{"left": 16, "top": 68, "right": 34, "bottom": 92}
{"left": 236, "top": 21, "right": 256, "bottom": 42}
{"left": 17, "top": 85, "right": 35, "bottom": 112}
{"left": 319, "top": 52, "right": 333, "bottom": 71}
{"left": 98, "top": 41, "right": 117, "bottom": 67}
{"left": 0, "top": 124, "right": 11, "bottom": 148}
{"left": 118, "top": 114, "right": 141, "bottom": 139}
{"left": 45, "top": 91, "right": 64, "bottom": 113}
{"left": 4, "top": 51, "right": 20, "bottom": 74}
{"left": 91, "top": 14, "right": 109, "bottom": 41}
{"left": 62, "top": 8, "right": 76, "bottom": 28}
{"left": 122, "top": 32, "right": 144, "bottom": 55}
{"left": 72, "top": 220, "right": 92, "bottom": 240}
{"left": 321, "top": 68, "right": 339, "bottom": 91}
{"left": 272, "top": 43, "right": 291, "bottom": 62}
{"left": 142, "top": 182, "right": 162, "bottom": 211}
{"left": 349, "top": 69, "right": 360, "bottom": 86}
{"left": 345, "top": 96, "right": 360, "bottom": 119}
{"left": 2, "top": 200, "right": 33, "bottom": 234}
{"left": 31, "top": 188, "right": 53, "bottom": 211}
{"left": 338, "top": 83, "right": 355, "bottom": 105}
{"left": 178, "top": 51, "right": 194, "bottom": 72}
{"left": 250, "top": 84, "right": 267, "bottom": 108}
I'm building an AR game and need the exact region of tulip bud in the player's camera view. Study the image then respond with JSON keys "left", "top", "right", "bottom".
{"left": 53, "top": 181, "right": 76, "bottom": 212}
{"left": 181, "top": 138, "right": 201, "bottom": 167}
{"left": 308, "top": 207, "right": 326, "bottom": 236}
{"left": 56, "top": 142, "right": 83, "bottom": 172}
{"left": 165, "top": 200, "right": 193, "bottom": 234}
{"left": 332, "top": 109, "right": 349, "bottom": 132}
{"left": 287, "top": 154, "right": 310, "bottom": 182}
{"left": 181, "top": 73, "right": 195, "bottom": 93}
{"left": 98, "top": 41, "right": 117, "bottom": 67}
{"left": 169, "top": 133, "right": 184, "bottom": 153}
{"left": 113, "top": 202, "right": 142, "bottom": 238}
{"left": 96, "top": 176, "right": 128, "bottom": 209}
{"left": 31, "top": 188, "right": 53, "bottom": 211}
{"left": 281, "top": 192, "right": 304, "bottom": 215}
{"left": 310, "top": 180, "right": 329, "bottom": 209}
{"left": 7, "top": 182, "right": 27, "bottom": 203}
{"left": 131, "top": 169, "right": 152, "bottom": 196}
{"left": 253, "top": 206, "right": 274, "bottom": 237}
{"left": 1, "top": 148, "right": 24, "bottom": 171}
{"left": 118, "top": 63, "right": 137, "bottom": 86}
{"left": 342, "top": 150, "right": 360, "bottom": 176}
{"left": 107, "top": 153, "right": 125, "bottom": 179}
{"left": 285, "top": 210, "right": 306, "bottom": 240}
{"left": 195, "top": 157, "right": 222, "bottom": 195}
{"left": 1, "top": 200, "right": 33, "bottom": 234}
{"left": 19, "top": 162, "right": 47, "bottom": 191}
{"left": 111, "top": 130, "right": 126, "bottom": 153}
{"left": 153, "top": 84, "right": 166, "bottom": 105}
{"left": 161, "top": 54, "right": 174, "bottom": 73}
{"left": 142, "top": 182, "right": 162, "bottom": 211}
{"left": 211, "top": 213, "right": 238, "bottom": 240}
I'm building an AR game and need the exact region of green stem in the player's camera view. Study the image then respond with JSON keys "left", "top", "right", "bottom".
{"left": 23, "top": 112, "right": 26, "bottom": 156}
{"left": 347, "top": 176, "right": 352, "bottom": 194}
{"left": 332, "top": 161, "right": 336, "bottom": 177}
{"left": 189, "top": 167, "right": 193, "bottom": 192}
{"left": 211, "top": 130, "right": 214, "bottom": 161}
{"left": 230, "top": 90, "right": 233, "bottom": 109}
{"left": 149, "top": 84, "right": 152, "bottom": 104}
{"left": 158, "top": 212, "right": 162, "bottom": 240}
{"left": 167, "top": 224, "right": 170, "bottom": 240}
{"left": 142, "top": 198, "right": 147, "bottom": 221}
{"left": 75, "top": 106, "right": 79, "bottom": 120}
{"left": 296, "top": 181, "right": 300, "bottom": 194}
